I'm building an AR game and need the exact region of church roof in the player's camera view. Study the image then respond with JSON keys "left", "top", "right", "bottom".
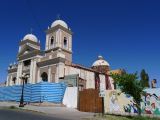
{"left": 23, "top": 34, "right": 38, "bottom": 42}
{"left": 51, "top": 20, "right": 68, "bottom": 29}
{"left": 66, "top": 63, "right": 106, "bottom": 75}
{"left": 92, "top": 56, "right": 110, "bottom": 67}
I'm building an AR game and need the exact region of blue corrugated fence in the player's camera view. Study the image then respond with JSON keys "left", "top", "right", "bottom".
{"left": 0, "top": 82, "right": 66, "bottom": 103}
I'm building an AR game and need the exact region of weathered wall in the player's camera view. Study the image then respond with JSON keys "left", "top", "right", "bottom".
{"left": 65, "top": 66, "right": 95, "bottom": 88}
{"left": 65, "top": 66, "right": 110, "bottom": 89}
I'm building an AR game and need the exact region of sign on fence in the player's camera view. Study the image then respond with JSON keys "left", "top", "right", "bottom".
{"left": 99, "top": 83, "right": 105, "bottom": 97}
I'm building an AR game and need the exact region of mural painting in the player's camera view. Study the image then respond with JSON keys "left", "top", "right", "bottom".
{"left": 141, "top": 89, "right": 160, "bottom": 115}
{"left": 104, "top": 89, "right": 160, "bottom": 115}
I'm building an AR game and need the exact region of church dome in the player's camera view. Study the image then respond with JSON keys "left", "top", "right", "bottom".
{"left": 23, "top": 34, "right": 38, "bottom": 42}
{"left": 92, "top": 55, "right": 110, "bottom": 67}
{"left": 51, "top": 20, "right": 68, "bottom": 29}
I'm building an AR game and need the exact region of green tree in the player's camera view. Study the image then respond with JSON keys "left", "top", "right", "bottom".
{"left": 111, "top": 72, "right": 145, "bottom": 115}
{"left": 140, "top": 69, "right": 150, "bottom": 88}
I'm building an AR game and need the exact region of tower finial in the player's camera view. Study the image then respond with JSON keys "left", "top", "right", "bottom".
{"left": 57, "top": 14, "right": 61, "bottom": 20}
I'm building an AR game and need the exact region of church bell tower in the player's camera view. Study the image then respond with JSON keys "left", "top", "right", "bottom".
{"left": 45, "top": 19, "right": 73, "bottom": 64}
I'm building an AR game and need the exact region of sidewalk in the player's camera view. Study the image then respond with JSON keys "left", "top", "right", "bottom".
{"left": 0, "top": 102, "right": 94, "bottom": 120}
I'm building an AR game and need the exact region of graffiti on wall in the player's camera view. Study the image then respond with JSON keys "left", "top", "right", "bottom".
{"left": 123, "top": 100, "right": 138, "bottom": 113}
{"left": 105, "top": 90, "right": 137, "bottom": 113}
{"left": 109, "top": 91, "right": 120, "bottom": 112}
{"left": 141, "top": 92, "right": 160, "bottom": 115}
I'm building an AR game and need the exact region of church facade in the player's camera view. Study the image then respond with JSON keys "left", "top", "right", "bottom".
{"left": 6, "top": 19, "right": 115, "bottom": 90}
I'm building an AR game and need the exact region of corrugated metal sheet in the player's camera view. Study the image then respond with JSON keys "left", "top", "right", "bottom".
{"left": 0, "top": 82, "right": 66, "bottom": 103}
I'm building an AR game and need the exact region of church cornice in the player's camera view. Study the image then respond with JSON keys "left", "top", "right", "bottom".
{"left": 8, "top": 68, "right": 17, "bottom": 73}
{"left": 19, "top": 39, "right": 40, "bottom": 46}
{"left": 17, "top": 50, "right": 42, "bottom": 61}
{"left": 37, "top": 57, "right": 65, "bottom": 67}
{"left": 18, "top": 44, "right": 39, "bottom": 56}
{"left": 45, "top": 25, "right": 73, "bottom": 35}
{"left": 45, "top": 47, "right": 72, "bottom": 54}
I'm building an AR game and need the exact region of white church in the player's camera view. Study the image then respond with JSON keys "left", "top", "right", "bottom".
{"left": 6, "top": 19, "right": 117, "bottom": 90}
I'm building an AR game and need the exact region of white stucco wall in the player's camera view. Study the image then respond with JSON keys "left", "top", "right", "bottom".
{"left": 99, "top": 74, "right": 106, "bottom": 90}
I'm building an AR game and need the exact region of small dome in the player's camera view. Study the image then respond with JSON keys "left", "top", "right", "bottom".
{"left": 23, "top": 34, "right": 38, "bottom": 42}
{"left": 51, "top": 20, "right": 68, "bottom": 29}
{"left": 92, "top": 55, "right": 110, "bottom": 67}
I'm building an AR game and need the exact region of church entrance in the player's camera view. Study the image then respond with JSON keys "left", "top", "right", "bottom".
{"left": 41, "top": 72, "right": 48, "bottom": 82}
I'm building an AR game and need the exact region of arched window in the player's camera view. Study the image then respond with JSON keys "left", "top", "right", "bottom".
{"left": 41, "top": 72, "right": 48, "bottom": 82}
{"left": 50, "top": 36, "right": 54, "bottom": 45}
{"left": 12, "top": 77, "right": 16, "bottom": 84}
{"left": 64, "top": 37, "right": 67, "bottom": 48}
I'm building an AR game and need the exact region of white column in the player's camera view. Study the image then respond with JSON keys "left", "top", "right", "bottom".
{"left": 32, "top": 60, "right": 36, "bottom": 84}
{"left": 58, "top": 63, "right": 64, "bottom": 78}
{"left": 6, "top": 75, "right": 9, "bottom": 86}
{"left": 55, "top": 64, "right": 59, "bottom": 83}
{"left": 69, "top": 36, "right": 72, "bottom": 51}
{"left": 57, "top": 30, "right": 59, "bottom": 47}
{"left": 59, "top": 30, "right": 62, "bottom": 47}
{"left": 29, "top": 60, "right": 34, "bottom": 84}
{"left": 19, "top": 63, "right": 23, "bottom": 85}
{"left": 17, "top": 62, "right": 23, "bottom": 85}
{"left": 37, "top": 68, "right": 41, "bottom": 83}
{"left": 56, "top": 63, "right": 65, "bottom": 83}
{"left": 16, "top": 65, "right": 20, "bottom": 85}
{"left": 10, "top": 75, "right": 13, "bottom": 86}
{"left": 45, "top": 34, "right": 49, "bottom": 50}
{"left": 68, "top": 36, "right": 70, "bottom": 50}
{"left": 57, "top": 29, "right": 61, "bottom": 47}
{"left": 32, "top": 59, "right": 37, "bottom": 84}
{"left": 56, "top": 30, "right": 59, "bottom": 47}
{"left": 48, "top": 66, "right": 51, "bottom": 82}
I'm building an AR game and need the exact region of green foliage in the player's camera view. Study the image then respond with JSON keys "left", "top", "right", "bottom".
{"left": 111, "top": 72, "right": 145, "bottom": 115}
{"left": 140, "top": 69, "right": 150, "bottom": 88}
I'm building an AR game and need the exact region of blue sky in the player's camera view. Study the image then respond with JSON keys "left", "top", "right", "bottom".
{"left": 0, "top": 0, "right": 160, "bottom": 87}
